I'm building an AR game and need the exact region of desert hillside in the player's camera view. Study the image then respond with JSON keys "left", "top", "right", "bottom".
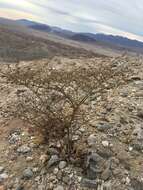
{"left": 0, "top": 54, "right": 143, "bottom": 190}
{"left": 0, "top": 25, "right": 104, "bottom": 63}
{"left": 0, "top": 18, "right": 131, "bottom": 61}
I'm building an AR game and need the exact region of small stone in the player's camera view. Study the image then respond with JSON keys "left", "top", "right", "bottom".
{"left": 59, "top": 161, "right": 67, "bottom": 169}
{"left": 49, "top": 183, "right": 54, "bottom": 189}
{"left": 137, "top": 129, "right": 143, "bottom": 141}
{"left": 75, "top": 130, "right": 82, "bottom": 136}
{"left": 63, "top": 176, "right": 70, "bottom": 184}
{"left": 78, "top": 176, "right": 82, "bottom": 182}
{"left": 87, "top": 134, "right": 96, "bottom": 146}
{"left": 17, "top": 145, "right": 31, "bottom": 154}
{"left": 33, "top": 167, "right": 38, "bottom": 173}
{"left": 72, "top": 135, "right": 79, "bottom": 141}
{"left": 35, "top": 176, "right": 41, "bottom": 182}
{"left": 96, "top": 123, "right": 111, "bottom": 132}
{"left": 40, "top": 154, "right": 48, "bottom": 163}
{"left": 16, "top": 186, "right": 24, "bottom": 190}
{"left": 29, "top": 142, "right": 38, "bottom": 148}
{"left": 102, "top": 141, "right": 109, "bottom": 147}
{"left": 53, "top": 168, "right": 59, "bottom": 175}
{"left": 49, "top": 175, "right": 56, "bottom": 182}
{"left": 48, "top": 148, "right": 59, "bottom": 155}
{"left": 0, "top": 167, "right": 4, "bottom": 173}
{"left": 54, "top": 185, "right": 64, "bottom": 190}
{"left": 120, "top": 90, "right": 128, "bottom": 97}
{"left": 79, "top": 127, "right": 85, "bottom": 133}
{"left": 56, "top": 141, "right": 62, "bottom": 148}
{"left": 21, "top": 132, "right": 25, "bottom": 136}
{"left": 101, "top": 168, "right": 112, "bottom": 181}
{"left": 129, "top": 146, "right": 133, "bottom": 151}
{"left": 126, "top": 176, "right": 131, "bottom": 184}
{"left": 132, "top": 142, "right": 143, "bottom": 152}
{"left": 109, "top": 143, "right": 113, "bottom": 147}
{"left": 86, "top": 152, "right": 104, "bottom": 180}
{"left": 9, "top": 133, "right": 20, "bottom": 144}
{"left": 81, "top": 178, "right": 98, "bottom": 188}
{"left": 40, "top": 168, "right": 47, "bottom": 175}
{"left": 48, "top": 155, "right": 59, "bottom": 168}
{"left": 26, "top": 157, "right": 33, "bottom": 162}
{"left": 137, "top": 110, "right": 143, "bottom": 119}
{"left": 97, "top": 148, "right": 113, "bottom": 159}
{"left": 57, "top": 171, "right": 62, "bottom": 180}
{"left": 0, "top": 173, "right": 8, "bottom": 182}
{"left": 23, "top": 168, "right": 33, "bottom": 179}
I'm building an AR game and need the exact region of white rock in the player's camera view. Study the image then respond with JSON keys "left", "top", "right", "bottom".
{"left": 109, "top": 143, "right": 113, "bottom": 147}
{"left": 69, "top": 173, "right": 74, "bottom": 178}
{"left": 129, "top": 146, "right": 133, "bottom": 151}
{"left": 72, "top": 135, "right": 79, "bottom": 141}
{"left": 78, "top": 176, "right": 82, "bottom": 182}
{"left": 17, "top": 145, "right": 31, "bottom": 154}
{"left": 59, "top": 161, "right": 67, "bottom": 169}
{"left": 35, "top": 176, "right": 40, "bottom": 182}
{"left": 53, "top": 168, "right": 59, "bottom": 175}
{"left": 87, "top": 134, "right": 96, "bottom": 146}
{"left": 102, "top": 141, "right": 109, "bottom": 147}
{"left": 26, "top": 157, "right": 33, "bottom": 162}
{"left": 126, "top": 176, "right": 131, "bottom": 184}
{"left": 33, "top": 167, "right": 39, "bottom": 173}
{"left": 79, "top": 127, "right": 85, "bottom": 133}
{"left": 56, "top": 141, "right": 62, "bottom": 148}
{"left": 0, "top": 173, "right": 8, "bottom": 182}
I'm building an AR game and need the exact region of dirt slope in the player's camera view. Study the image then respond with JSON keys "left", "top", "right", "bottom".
{"left": 0, "top": 55, "right": 143, "bottom": 190}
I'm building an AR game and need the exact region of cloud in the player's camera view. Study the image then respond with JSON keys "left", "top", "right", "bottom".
{"left": 26, "top": 1, "right": 70, "bottom": 16}
{"left": 0, "top": 0, "right": 143, "bottom": 41}
{"left": 0, "top": 8, "right": 41, "bottom": 21}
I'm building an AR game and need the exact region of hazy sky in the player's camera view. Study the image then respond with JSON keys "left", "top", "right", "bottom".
{"left": 0, "top": 0, "right": 143, "bottom": 41}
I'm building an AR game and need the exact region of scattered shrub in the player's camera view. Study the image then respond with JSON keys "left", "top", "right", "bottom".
{"left": 1, "top": 58, "right": 128, "bottom": 160}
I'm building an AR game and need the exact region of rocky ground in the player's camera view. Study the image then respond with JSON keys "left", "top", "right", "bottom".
{"left": 0, "top": 55, "right": 143, "bottom": 190}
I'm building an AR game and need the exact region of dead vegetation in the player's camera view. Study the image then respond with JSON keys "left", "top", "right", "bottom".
{"left": 0, "top": 57, "right": 129, "bottom": 161}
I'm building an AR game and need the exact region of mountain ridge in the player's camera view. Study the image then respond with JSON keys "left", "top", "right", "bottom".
{"left": 0, "top": 17, "right": 143, "bottom": 54}
{"left": 15, "top": 19, "right": 143, "bottom": 52}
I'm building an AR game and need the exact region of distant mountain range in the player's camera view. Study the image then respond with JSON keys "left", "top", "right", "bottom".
{"left": 16, "top": 19, "right": 75, "bottom": 38}
{"left": 15, "top": 19, "right": 143, "bottom": 52}
{"left": 0, "top": 17, "right": 143, "bottom": 53}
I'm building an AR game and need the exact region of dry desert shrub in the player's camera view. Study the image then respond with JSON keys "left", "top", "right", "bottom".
{"left": 0, "top": 58, "right": 129, "bottom": 160}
